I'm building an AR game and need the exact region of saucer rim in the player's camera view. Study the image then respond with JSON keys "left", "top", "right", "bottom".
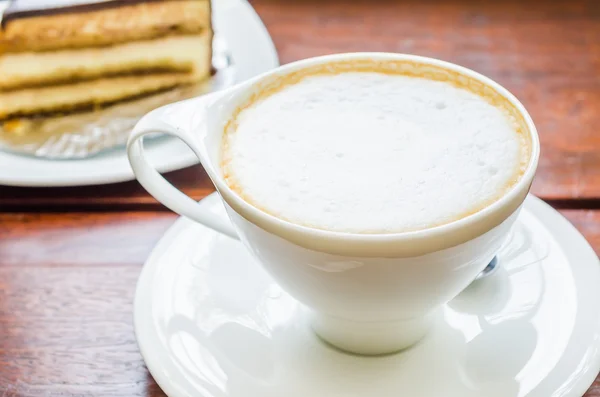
{"left": 134, "top": 194, "right": 600, "bottom": 397}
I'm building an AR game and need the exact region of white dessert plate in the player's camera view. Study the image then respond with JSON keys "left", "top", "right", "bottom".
{"left": 134, "top": 194, "right": 600, "bottom": 397}
{"left": 0, "top": 0, "right": 278, "bottom": 187}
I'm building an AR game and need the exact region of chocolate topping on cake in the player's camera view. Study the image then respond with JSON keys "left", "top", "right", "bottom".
{"left": 2, "top": 0, "right": 164, "bottom": 28}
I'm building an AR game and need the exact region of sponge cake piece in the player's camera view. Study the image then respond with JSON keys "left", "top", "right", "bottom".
{"left": 0, "top": 0, "right": 210, "bottom": 53}
{"left": 0, "top": 0, "right": 213, "bottom": 120}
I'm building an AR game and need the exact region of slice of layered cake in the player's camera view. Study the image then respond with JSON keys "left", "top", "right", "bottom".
{"left": 0, "top": 0, "right": 212, "bottom": 119}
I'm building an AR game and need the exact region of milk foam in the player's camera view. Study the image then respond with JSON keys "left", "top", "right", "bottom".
{"left": 222, "top": 72, "right": 526, "bottom": 233}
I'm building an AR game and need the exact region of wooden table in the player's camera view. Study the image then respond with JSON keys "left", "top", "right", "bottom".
{"left": 1, "top": 0, "right": 599, "bottom": 395}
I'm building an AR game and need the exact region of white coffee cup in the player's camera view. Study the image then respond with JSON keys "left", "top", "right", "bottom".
{"left": 127, "top": 53, "right": 540, "bottom": 355}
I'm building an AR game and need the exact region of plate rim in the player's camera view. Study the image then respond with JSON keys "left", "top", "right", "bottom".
{"left": 0, "top": 0, "right": 279, "bottom": 187}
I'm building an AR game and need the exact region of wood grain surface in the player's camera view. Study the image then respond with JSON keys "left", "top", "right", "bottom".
{"left": 1, "top": 0, "right": 600, "bottom": 207}
{"left": 1, "top": 0, "right": 599, "bottom": 396}
{"left": 0, "top": 209, "right": 597, "bottom": 396}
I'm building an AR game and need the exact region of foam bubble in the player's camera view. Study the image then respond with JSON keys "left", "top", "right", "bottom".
{"left": 222, "top": 72, "right": 526, "bottom": 233}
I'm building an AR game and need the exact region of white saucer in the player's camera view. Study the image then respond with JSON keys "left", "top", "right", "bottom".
{"left": 0, "top": 0, "right": 278, "bottom": 187}
{"left": 134, "top": 194, "right": 600, "bottom": 397}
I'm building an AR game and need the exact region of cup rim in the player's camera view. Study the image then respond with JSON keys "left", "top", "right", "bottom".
{"left": 207, "top": 52, "right": 540, "bottom": 256}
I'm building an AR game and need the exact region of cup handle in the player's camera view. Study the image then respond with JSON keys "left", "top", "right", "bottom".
{"left": 127, "top": 103, "right": 239, "bottom": 240}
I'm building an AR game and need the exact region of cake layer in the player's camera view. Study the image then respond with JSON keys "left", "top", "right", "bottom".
{"left": 0, "top": 33, "right": 211, "bottom": 90}
{"left": 0, "top": 71, "right": 207, "bottom": 119}
{"left": 0, "top": 0, "right": 210, "bottom": 53}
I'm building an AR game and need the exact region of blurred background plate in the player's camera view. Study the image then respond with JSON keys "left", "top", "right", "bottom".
{"left": 0, "top": 0, "right": 279, "bottom": 187}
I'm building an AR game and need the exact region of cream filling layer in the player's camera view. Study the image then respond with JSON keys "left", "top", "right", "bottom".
{"left": 0, "top": 70, "right": 207, "bottom": 119}
{"left": 0, "top": 33, "right": 211, "bottom": 90}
